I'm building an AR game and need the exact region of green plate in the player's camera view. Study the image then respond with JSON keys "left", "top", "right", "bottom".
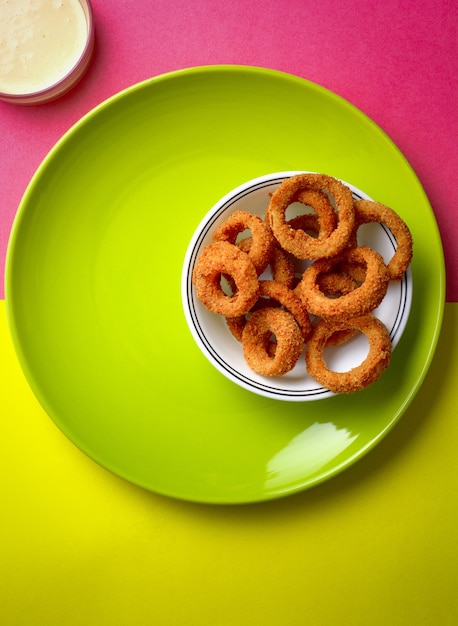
{"left": 5, "top": 66, "right": 445, "bottom": 504}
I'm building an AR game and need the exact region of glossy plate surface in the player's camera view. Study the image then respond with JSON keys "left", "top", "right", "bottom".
{"left": 6, "top": 66, "right": 445, "bottom": 503}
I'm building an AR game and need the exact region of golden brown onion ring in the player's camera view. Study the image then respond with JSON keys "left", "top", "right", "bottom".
{"left": 298, "top": 246, "right": 390, "bottom": 320}
{"left": 333, "top": 259, "right": 367, "bottom": 284}
{"left": 242, "top": 308, "right": 303, "bottom": 376}
{"left": 225, "top": 297, "right": 280, "bottom": 342}
{"left": 266, "top": 173, "right": 355, "bottom": 259}
{"left": 269, "top": 244, "right": 296, "bottom": 288}
{"left": 316, "top": 271, "right": 360, "bottom": 298}
{"left": 213, "top": 210, "right": 275, "bottom": 275}
{"left": 258, "top": 279, "right": 312, "bottom": 341}
{"left": 305, "top": 315, "right": 392, "bottom": 393}
{"left": 354, "top": 199, "right": 413, "bottom": 280}
{"left": 315, "top": 271, "right": 360, "bottom": 346}
{"left": 289, "top": 188, "right": 338, "bottom": 236}
{"left": 287, "top": 212, "right": 333, "bottom": 239}
{"left": 192, "top": 241, "right": 259, "bottom": 317}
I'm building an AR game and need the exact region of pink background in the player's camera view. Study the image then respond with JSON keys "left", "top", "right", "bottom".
{"left": 1, "top": 0, "right": 457, "bottom": 300}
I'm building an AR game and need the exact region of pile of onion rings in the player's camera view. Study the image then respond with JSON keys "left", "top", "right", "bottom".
{"left": 192, "top": 173, "right": 413, "bottom": 394}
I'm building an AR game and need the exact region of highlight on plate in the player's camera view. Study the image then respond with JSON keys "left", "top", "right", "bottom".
{"left": 190, "top": 173, "right": 413, "bottom": 395}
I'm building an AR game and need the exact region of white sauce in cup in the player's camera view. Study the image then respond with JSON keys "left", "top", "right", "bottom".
{"left": 0, "top": 0, "right": 92, "bottom": 100}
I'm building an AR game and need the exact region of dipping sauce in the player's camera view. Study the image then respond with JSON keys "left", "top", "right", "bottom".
{"left": 0, "top": 0, "right": 93, "bottom": 103}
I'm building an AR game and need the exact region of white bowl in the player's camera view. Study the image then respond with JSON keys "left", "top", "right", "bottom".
{"left": 182, "top": 172, "right": 412, "bottom": 401}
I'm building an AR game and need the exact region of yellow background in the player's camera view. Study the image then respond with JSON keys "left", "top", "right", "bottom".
{"left": 1, "top": 300, "right": 457, "bottom": 625}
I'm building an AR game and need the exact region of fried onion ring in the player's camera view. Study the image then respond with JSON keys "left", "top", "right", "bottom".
{"left": 288, "top": 188, "right": 338, "bottom": 236}
{"left": 313, "top": 271, "right": 361, "bottom": 345}
{"left": 317, "top": 272, "right": 360, "bottom": 298}
{"left": 225, "top": 279, "right": 312, "bottom": 343}
{"left": 192, "top": 241, "right": 259, "bottom": 317}
{"left": 213, "top": 210, "right": 275, "bottom": 275}
{"left": 266, "top": 174, "right": 355, "bottom": 259}
{"left": 258, "top": 279, "right": 312, "bottom": 341}
{"left": 269, "top": 244, "right": 296, "bottom": 288}
{"left": 354, "top": 199, "right": 413, "bottom": 280}
{"left": 334, "top": 259, "right": 367, "bottom": 284}
{"left": 225, "top": 297, "right": 280, "bottom": 342}
{"left": 287, "top": 212, "right": 332, "bottom": 239}
{"left": 242, "top": 308, "right": 303, "bottom": 376}
{"left": 294, "top": 268, "right": 361, "bottom": 346}
{"left": 234, "top": 235, "right": 297, "bottom": 290}
{"left": 305, "top": 315, "right": 392, "bottom": 393}
{"left": 298, "top": 246, "right": 390, "bottom": 320}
